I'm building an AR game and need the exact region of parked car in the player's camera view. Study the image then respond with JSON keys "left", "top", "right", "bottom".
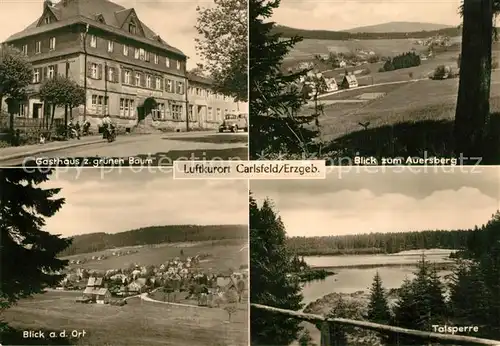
{"left": 218, "top": 113, "right": 248, "bottom": 133}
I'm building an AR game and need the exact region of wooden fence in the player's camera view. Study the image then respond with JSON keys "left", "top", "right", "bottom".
{"left": 251, "top": 304, "right": 500, "bottom": 346}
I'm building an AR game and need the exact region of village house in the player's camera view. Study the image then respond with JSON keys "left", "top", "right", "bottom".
{"left": 95, "top": 288, "right": 112, "bottom": 304}
{"left": 2, "top": 0, "right": 246, "bottom": 131}
{"left": 82, "top": 276, "right": 111, "bottom": 303}
{"left": 341, "top": 73, "right": 358, "bottom": 89}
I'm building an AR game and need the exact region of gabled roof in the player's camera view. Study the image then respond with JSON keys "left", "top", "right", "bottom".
{"left": 4, "top": 0, "right": 185, "bottom": 57}
{"left": 187, "top": 72, "right": 213, "bottom": 86}
{"left": 96, "top": 288, "right": 109, "bottom": 295}
{"left": 343, "top": 74, "right": 358, "bottom": 83}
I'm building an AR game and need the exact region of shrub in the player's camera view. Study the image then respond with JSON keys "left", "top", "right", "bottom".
{"left": 432, "top": 65, "right": 448, "bottom": 80}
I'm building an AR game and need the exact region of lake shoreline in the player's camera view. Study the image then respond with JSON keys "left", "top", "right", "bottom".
{"left": 312, "top": 261, "right": 455, "bottom": 271}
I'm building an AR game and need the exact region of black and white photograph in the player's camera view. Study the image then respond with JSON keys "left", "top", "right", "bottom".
{"left": 0, "top": 168, "right": 249, "bottom": 346}
{"left": 250, "top": 167, "right": 500, "bottom": 345}
{"left": 0, "top": 0, "right": 248, "bottom": 166}
{"left": 250, "top": 0, "right": 500, "bottom": 165}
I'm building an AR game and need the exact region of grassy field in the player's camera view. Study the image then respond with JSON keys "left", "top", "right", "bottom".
{"left": 285, "top": 38, "right": 451, "bottom": 61}
{"left": 63, "top": 240, "right": 248, "bottom": 273}
{"left": 1, "top": 291, "right": 248, "bottom": 346}
{"left": 312, "top": 70, "right": 500, "bottom": 142}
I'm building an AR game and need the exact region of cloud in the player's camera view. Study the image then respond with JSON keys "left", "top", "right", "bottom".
{"left": 251, "top": 168, "right": 500, "bottom": 236}
{"left": 0, "top": 0, "right": 212, "bottom": 68}
{"left": 40, "top": 169, "right": 248, "bottom": 236}
{"left": 273, "top": 0, "right": 463, "bottom": 31}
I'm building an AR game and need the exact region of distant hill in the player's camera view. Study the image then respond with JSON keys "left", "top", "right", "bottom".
{"left": 274, "top": 25, "right": 462, "bottom": 41}
{"left": 346, "top": 21, "right": 454, "bottom": 33}
{"left": 58, "top": 224, "right": 247, "bottom": 257}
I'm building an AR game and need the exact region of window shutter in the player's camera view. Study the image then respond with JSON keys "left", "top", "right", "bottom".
{"left": 43, "top": 67, "right": 48, "bottom": 81}
{"left": 131, "top": 71, "right": 136, "bottom": 85}
{"left": 54, "top": 64, "right": 58, "bottom": 76}
{"left": 121, "top": 69, "right": 125, "bottom": 83}
{"left": 98, "top": 64, "right": 103, "bottom": 79}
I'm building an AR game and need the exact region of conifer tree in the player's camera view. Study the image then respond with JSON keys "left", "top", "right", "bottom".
{"left": 249, "top": 0, "right": 318, "bottom": 158}
{"left": 449, "top": 260, "right": 490, "bottom": 327}
{"left": 250, "top": 194, "right": 304, "bottom": 345}
{"left": 392, "top": 255, "right": 447, "bottom": 345}
{"left": 0, "top": 169, "right": 71, "bottom": 312}
{"left": 366, "top": 272, "right": 391, "bottom": 325}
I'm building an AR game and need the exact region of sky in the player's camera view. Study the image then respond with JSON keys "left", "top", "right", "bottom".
{"left": 39, "top": 168, "right": 248, "bottom": 236}
{"left": 251, "top": 167, "right": 500, "bottom": 237}
{"left": 273, "top": 0, "right": 464, "bottom": 31}
{"left": 0, "top": 0, "right": 213, "bottom": 69}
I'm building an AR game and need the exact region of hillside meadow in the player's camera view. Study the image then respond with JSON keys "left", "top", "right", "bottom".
{"left": 62, "top": 239, "right": 248, "bottom": 273}
{"left": 1, "top": 291, "right": 247, "bottom": 346}
{"left": 311, "top": 70, "right": 500, "bottom": 144}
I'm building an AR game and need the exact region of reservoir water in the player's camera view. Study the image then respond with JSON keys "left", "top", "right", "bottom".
{"left": 301, "top": 249, "right": 454, "bottom": 305}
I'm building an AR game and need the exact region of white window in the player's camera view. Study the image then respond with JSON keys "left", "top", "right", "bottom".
{"left": 124, "top": 99, "right": 130, "bottom": 117}
{"left": 130, "top": 100, "right": 135, "bottom": 117}
{"left": 124, "top": 70, "right": 131, "bottom": 84}
{"left": 45, "top": 17, "right": 51, "bottom": 24}
{"left": 91, "top": 63, "right": 98, "bottom": 79}
{"left": 33, "top": 69, "right": 40, "bottom": 83}
{"left": 176, "top": 60, "right": 181, "bottom": 69}
{"left": 107, "top": 41, "right": 114, "bottom": 52}
{"left": 129, "top": 23, "right": 136, "bottom": 34}
{"left": 172, "top": 104, "right": 182, "bottom": 120}
{"left": 188, "top": 105, "right": 194, "bottom": 120}
{"left": 155, "top": 77, "right": 161, "bottom": 90}
{"left": 145, "top": 51, "right": 150, "bottom": 62}
{"left": 165, "top": 58, "right": 170, "bottom": 68}
{"left": 90, "top": 35, "right": 97, "bottom": 48}
{"left": 91, "top": 95, "right": 97, "bottom": 107}
{"left": 166, "top": 80, "right": 172, "bottom": 92}
{"left": 207, "top": 107, "right": 213, "bottom": 121}
{"left": 146, "top": 75, "right": 151, "bottom": 88}
{"left": 216, "top": 108, "right": 221, "bottom": 120}
{"left": 35, "top": 41, "right": 41, "bottom": 54}
{"left": 49, "top": 37, "right": 56, "bottom": 50}
{"left": 119, "top": 98, "right": 124, "bottom": 116}
{"left": 47, "top": 66, "right": 54, "bottom": 79}
{"left": 108, "top": 67, "right": 114, "bottom": 81}
{"left": 22, "top": 44, "right": 28, "bottom": 56}
{"left": 154, "top": 53, "right": 158, "bottom": 64}
{"left": 123, "top": 45, "right": 129, "bottom": 56}
{"left": 97, "top": 95, "right": 103, "bottom": 113}
{"left": 139, "top": 48, "right": 145, "bottom": 60}
{"left": 19, "top": 104, "right": 26, "bottom": 116}
{"left": 134, "top": 48, "right": 139, "bottom": 59}
{"left": 176, "top": 81, "right": 184, "bottom": 94}
{"left": 135, "top": 73, "right": 140, "bottom": 86}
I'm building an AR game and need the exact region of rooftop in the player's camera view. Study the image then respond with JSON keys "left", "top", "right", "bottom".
{"left": 4, "top": 0, "right": 185, "bottom": 57}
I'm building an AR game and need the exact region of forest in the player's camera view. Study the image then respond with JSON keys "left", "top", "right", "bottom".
{"left": 274, "top": 25, "right": 461, "bottom": 41}
{"left": 287, "top": 229, "right": 474, "bottom": 256}
{"left": 58, "top": 224, "right": 248, "bottom": 257}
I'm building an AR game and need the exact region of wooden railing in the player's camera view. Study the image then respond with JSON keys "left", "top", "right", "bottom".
{"left": 251, "top": 304, "right": 500, "bottom": 346}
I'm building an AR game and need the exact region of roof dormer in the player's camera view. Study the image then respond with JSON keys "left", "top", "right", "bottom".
{"left": 95, "top": 14, "right": 106, "bottom": 24}
{"left": 116, "top": 8, "right": 145, "bottom": 37}
{"left": 37, "top": 2, "right": 58, "bottom": 27}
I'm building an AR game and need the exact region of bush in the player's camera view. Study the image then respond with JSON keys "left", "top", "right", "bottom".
{"left": 367, "top": 55, "right": 380, "bottom": 63}
{"left": 432, "top": 65, "right": 448, "bottom": 80}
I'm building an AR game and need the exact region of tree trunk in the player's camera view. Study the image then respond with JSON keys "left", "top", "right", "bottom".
{"left": 64, "top": 105, "right": 68, "bottom": 139}
{"left": 48, "top": 105, "right": 56, "bottom": 139}
{"left": 454, "top": 0, "right": 493, "bottom": 160}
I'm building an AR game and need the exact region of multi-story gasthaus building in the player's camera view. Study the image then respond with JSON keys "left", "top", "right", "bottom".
{"left": 2, "top": 0, "right": 246, "bottom": 131}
